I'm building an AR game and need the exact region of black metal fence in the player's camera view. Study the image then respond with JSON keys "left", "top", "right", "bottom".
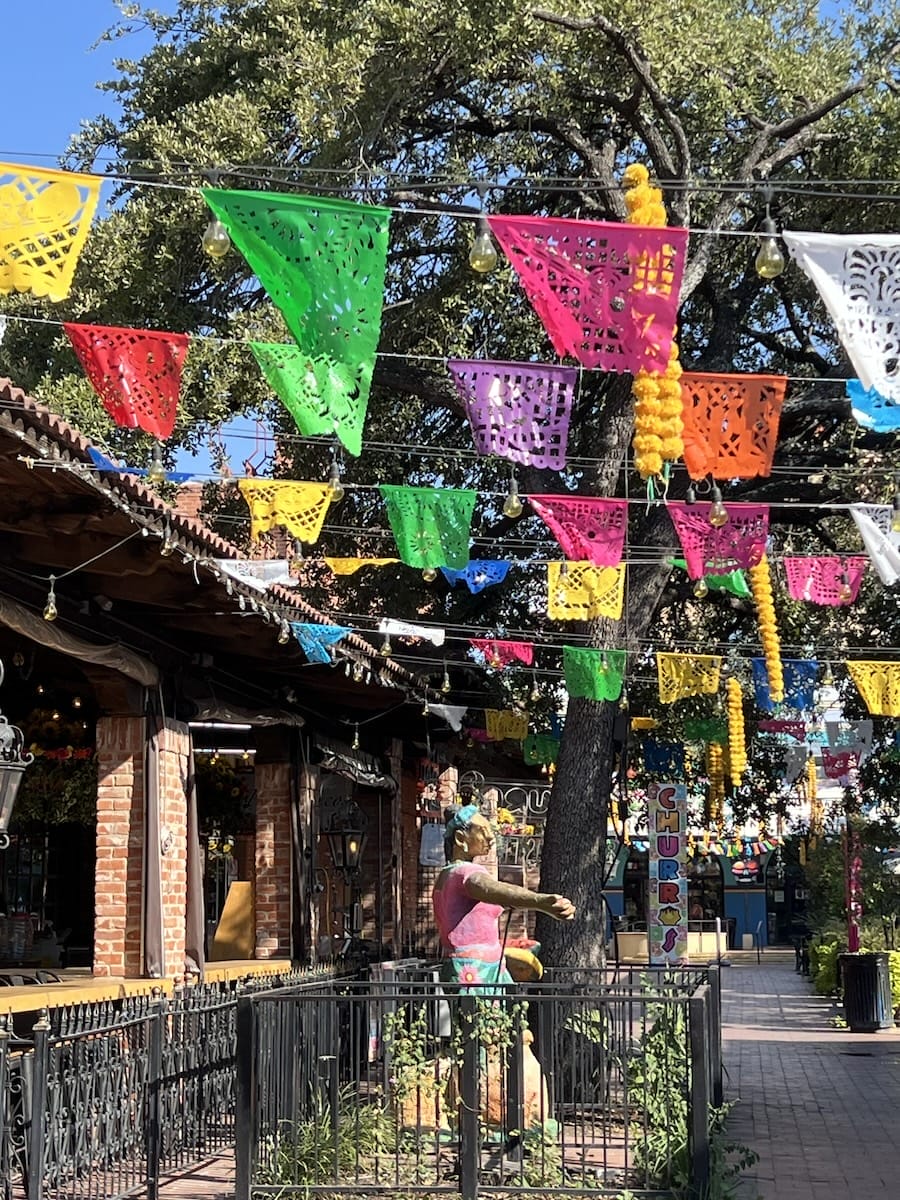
{"left": 235, "top": 964, "right": 722, "bottom": 1200}
{"left": 0, "top": 966, "right": 336, "bottom": 1200}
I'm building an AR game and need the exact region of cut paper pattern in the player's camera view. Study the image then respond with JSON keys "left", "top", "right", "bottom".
{"left": 447, "top": 359, "right": 577, "bottom": 469}
{"left": 324, "top": 558, "right": 399, "bottom": 574}
{"left": 547, "top": 562, "right": 625, "bottom": 621}
{"left": 643, "top": 740, "right": 685, "bottom": 776}
{"left": 758, "top": 719, "right": 807, "bottom": 741}
{"left": 846, "top": 660, "right": 900, "bottom": 717}
{"left": 668, "top": 502, "right": 769, "bottom": 578}
{"left": 440, "top": 561, "right": 511, "bottom": 593}
{"left": 430, "top": 704, "right": 468, "bottom": 732}
{"left": 783, "top": 556, "right": 867, "bottom": 606}
{"left": 530, "top": 496, "right": 627, "bottom": 567}
{"left": 821, "top": 748, "right": 860, "bottom": 780}
{"left": 562, "top": 647, "right": 626, "bottom": 702}
{"left": 215, "top": 559, "right": 298, "bottom": 593}
{"left": 657, "top": 653, "right": 722, "bottom": 704}
{"left": 238, "top": 479, "right": 331, "bottom": 543}
{"left": 487, "top": 214, "right": 687, "bottom": 372}
{"left": 203, "top": 190, "right": 389, "bottom": 426}
{"left": 826, "top": 719, "right": 873, "bottom": 761}
{"left": 671, "top": 558, "right": 750, "bottom": 598}
{"left": 485, "top": 710, "right": 529, "bottom": 741}
{"left": 290, "top": 623, "right": 352, "bottom": 664}
{"left": 784, "top": 231, "right": 900, "bottom": 402}
{"left": 86, "top": 447, "right": 194, "bottom": 483}
{"left": 379, "top": 618, "right": 445, "bottom": 648}
{"left": 846, "top": 379, "right": 900, "bottom": 433}
{"left": 523, "top": 734, "right": 560, "bottom": 765}
{"left": 251, "top": 341, "right": 369, "bottom": 456}
{"left": 783, "top": 744, "right": 809, "bottom": 786}
{"left": 0, "top": 163, "right": 102, "bottom": 301}
{"left": 469, "top": 639, "right": 534, "bottom": 668}
{"left": 65, "top": 324, "right": 189, "bottom": 441}
{"left": 380, "top": 485, "right": 476, "bottom": 570}
{"left": 849, "top": 504, "right": 900, "bottom": 586}
{"left": 680, "top": 372, "right": 787, "bottom": 480}
{"left": 683, "top": 717, "right": 728, "bottom": 743}
{"left": 751, "top": 658, "right": 818, "bottom": 712}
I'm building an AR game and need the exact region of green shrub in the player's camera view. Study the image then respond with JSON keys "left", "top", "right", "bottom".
{"left": 809, "top": 936, "right": 842, "bottom": 995}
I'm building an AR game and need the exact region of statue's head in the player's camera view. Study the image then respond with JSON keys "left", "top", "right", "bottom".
{"left": 444, "top": 803, "right": 494, "bottom": 861}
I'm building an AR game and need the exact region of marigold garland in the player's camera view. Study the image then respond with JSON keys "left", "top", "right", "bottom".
{"left": 807, "top": 755, "right": 822, "bottom": 836}
{"left": 706, "top": 741, "right": 725, "bottom": 828}
{"left": 726, "top": 678, "right": 747, "bottom": 783}
{"left": 624, "top": 163, "right": 684, "bottom": 483}
{"left": 748, "top": 555, "right": 784, "bottom": 703}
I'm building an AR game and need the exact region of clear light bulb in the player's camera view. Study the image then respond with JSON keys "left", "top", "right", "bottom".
{"left": 380, "top": 636, "right": 393, "bottom": 657}
{"left": 328, "top": 460, "right": 345, "bottom": 503}
{"left": 708, "top": 486, "right": 729, "bottom": 528}
{"left": 693, "top": 578, "right": 709, "bottom": 599}
{"left": 838, "top": 577, "right": 853, "bottom": 603}
{"left": 441, "top": 670, "right": 452, "bottom": 695}
{"left": 422, "top": 698, "right": 430, "bottom": 715}
{"left": 892, "top": 495, "right": 900, "bottom": 533}
{"left": 755, "top": 216, "right": 786, "bottom": 279}
{"left": 43, "top": 576, "right": 57, "bottom": 622}
{"left": 822, "top": 663, "right": 834, "bottom": 687}
{"left": 422, "top": 567, "right": 438, "bottom": 582}
{"left": 468, "top": 217, "right": 498, "bottom": 273}
{"left": 201, "top": 218, "right": 231, "bottom": 259}
{"left": 618, "top": 689, "right": 629, "bottom": 711}
{"left": 352, "top": 661, "right": 364, "bottom": 682}
{"left": 146, "top": 445, "right": 167, "bottom": 487}
{"left": 278, "top": 620, "right": 290, "bottom": 645}
{"left": 160, "top": 525, "right": 176, "bottom": 556}
{"left": 530, "top": 676, "right": 541, "bottom": 703}
{"left": 72, "top": 696, "right": 82, "bottom": 709}
{"left": 503, "top": 477, "right": 524, "bottom": 519}
{"left": 352, "top": 725, "right": 360, "bottom": 750}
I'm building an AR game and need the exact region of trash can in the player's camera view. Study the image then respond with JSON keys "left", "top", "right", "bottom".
{"left": 840, "top": 952, "right": 894, "bottom": 1032}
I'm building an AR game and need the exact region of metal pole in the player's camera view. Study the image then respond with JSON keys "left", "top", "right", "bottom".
{"left": 146, "top": 992, "right": 164, "bottom": 1200}
{"left": 458, "top": 994, "right": 480, "bottom": 1200}
{"left": 0, "top": 1016, "right": 8, "bottom": 1177}
{"left": 234, "top": 996, "right": 256, "bottom": 1200}
{"left": 27, "top": 1010, "right": 51, "bottom": 1200}
{"left": 688, "top": 991, "right": 711, "bottom": 1199}
{"left": 706, "top": 965, "right": 723, "bottom": 1107}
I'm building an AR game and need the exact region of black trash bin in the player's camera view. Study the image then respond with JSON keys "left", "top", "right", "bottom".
{"left": 840, "top": 952, "right": 894, "bottom": 1032}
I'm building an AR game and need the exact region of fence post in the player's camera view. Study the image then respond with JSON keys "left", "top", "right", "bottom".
{"left": 26, "top": 1010, "right": 50, "bottom": 1200}
{"left": 0, "top": 1015, "right": 8, "bottom": 1178}
{"left": 146, "top": 991, "right": 164, "bottom": 1200}
{"left": 688, "top": 991, "right": 711, "bottom": 1199}
{"left": 706, "top": 965, "right": 723, "bottom": 1106}
{"left": 458, "top": 994, "right": 480, "bottom": 1200}
{"left": 235, "top": 995, "right": 257, "bottom": 1200}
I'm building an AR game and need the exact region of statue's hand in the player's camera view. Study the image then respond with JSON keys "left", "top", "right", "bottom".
{"left": 541, "top": 894, "right": 575, "bottom": 921}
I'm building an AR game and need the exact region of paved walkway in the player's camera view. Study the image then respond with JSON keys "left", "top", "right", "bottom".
{"left": 723, "top": 953, "right": 900, "bottom": 1199}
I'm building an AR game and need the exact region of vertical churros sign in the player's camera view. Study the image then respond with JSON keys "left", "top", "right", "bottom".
{"left": 648, "top": 781, "right": 688, "bottom": 965}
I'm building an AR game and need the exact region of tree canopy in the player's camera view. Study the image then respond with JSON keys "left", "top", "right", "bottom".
{"left": 2, "top": 0, "right": 900, "bottom": 963}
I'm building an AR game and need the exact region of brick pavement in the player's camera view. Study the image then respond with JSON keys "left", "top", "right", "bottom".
{"left": 723, "top": 953, "right": 900, "bottom": 1200}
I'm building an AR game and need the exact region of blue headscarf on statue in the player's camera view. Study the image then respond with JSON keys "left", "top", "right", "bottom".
{"left": 443, "top": 803, "right": 481, "bottom": 860}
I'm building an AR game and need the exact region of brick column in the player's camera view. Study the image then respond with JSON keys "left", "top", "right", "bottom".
{"left": 94, "top": 715, "right": 145, "bottom": 978}
{"left": 254, "top": 739, "right": 293, "bottom": 959}
{"left": 156, "top": 720, "right": 191, "bottom": 975}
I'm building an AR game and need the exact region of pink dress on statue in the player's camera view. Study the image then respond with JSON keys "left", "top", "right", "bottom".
{"left": 432, "top": 861, "right": 512, "bottom": 989}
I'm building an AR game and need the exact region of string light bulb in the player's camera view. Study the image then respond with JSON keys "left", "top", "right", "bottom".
{"left": 380, "top": 635, "right": 393, "bottom": 657}
{"left": 502, "top": 474, "right": 524, "bottom": 519}
{"left": 72, "top": 696, "right": 82, "bottom": 709}
{"left": 43, "top": 576, "right": 58, "bottom": 622}
{"left": 201, "top": 217, "right": 231, "bottom": 259}
{"left": 422, "top": 697, "right": 430, "bottom": 715}
{"left": 352, "top": 661, "right": 364, "bottom": 682}
{"left": 468, "top": 216, "right": 498, "bottom": 274}
{"left": 441, "top": 667, "right": 452, "bottom": 695}
{"left": 352, "top": 724, "right": 360, "bottom": 751}
{"left": 422, "top": 567, "right": 438, "bottom": 582}
{"left": 708, "top": 485, "right": 729, "bottom": 528}
{"left": 327, "top": 458, "right": 345, "bottom": 504}
{"left": 755, "top": 214, "right": 786, "bottom": 279}
{"left": 892, "top": 489, "right": 900, "bottom": 533}
{"left": 838, "top": 572, "right": 853, "bottom": 604}
{"left": 693, "top": 578, "right": 709, "bottom": 599}
{"left": 530, "top": 674, "right": 541, "bottom": 703}
{"left": 278, "top": 620, "right": 291, "bottom": 645}
{"left": 146, "top": 444, "right": 167, "bottom": 487}
{"left": 822, "top": 662, "right": 834, "bottom": 687}
{"left": 159, "top": 524, "right": 176, "bottom": 556}
{"left": 618, "top": 688, "right": 629, "bottom": 711}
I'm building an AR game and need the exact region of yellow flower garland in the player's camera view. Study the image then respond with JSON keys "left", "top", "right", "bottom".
{"left": 624, "top": 163, "right": 684, "bottom": 483}
{"left": 706, "top": 741, "right": 725, "bottom": 827}
{"left": 808, "top": 755, "right": 822, "bottom": 837}
{"left": 726, "top": 678, "right": 747, "bottom": 783}
{"left": 748, "top": 555, "right": 784, "bottom": 703}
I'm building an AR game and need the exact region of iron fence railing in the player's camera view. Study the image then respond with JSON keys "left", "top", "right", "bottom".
{"left": 235, "top": 966, "right": 722, "bottom": 1200}
{"left": 0, "top": 965, "right": 339, "bottom": 1200}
